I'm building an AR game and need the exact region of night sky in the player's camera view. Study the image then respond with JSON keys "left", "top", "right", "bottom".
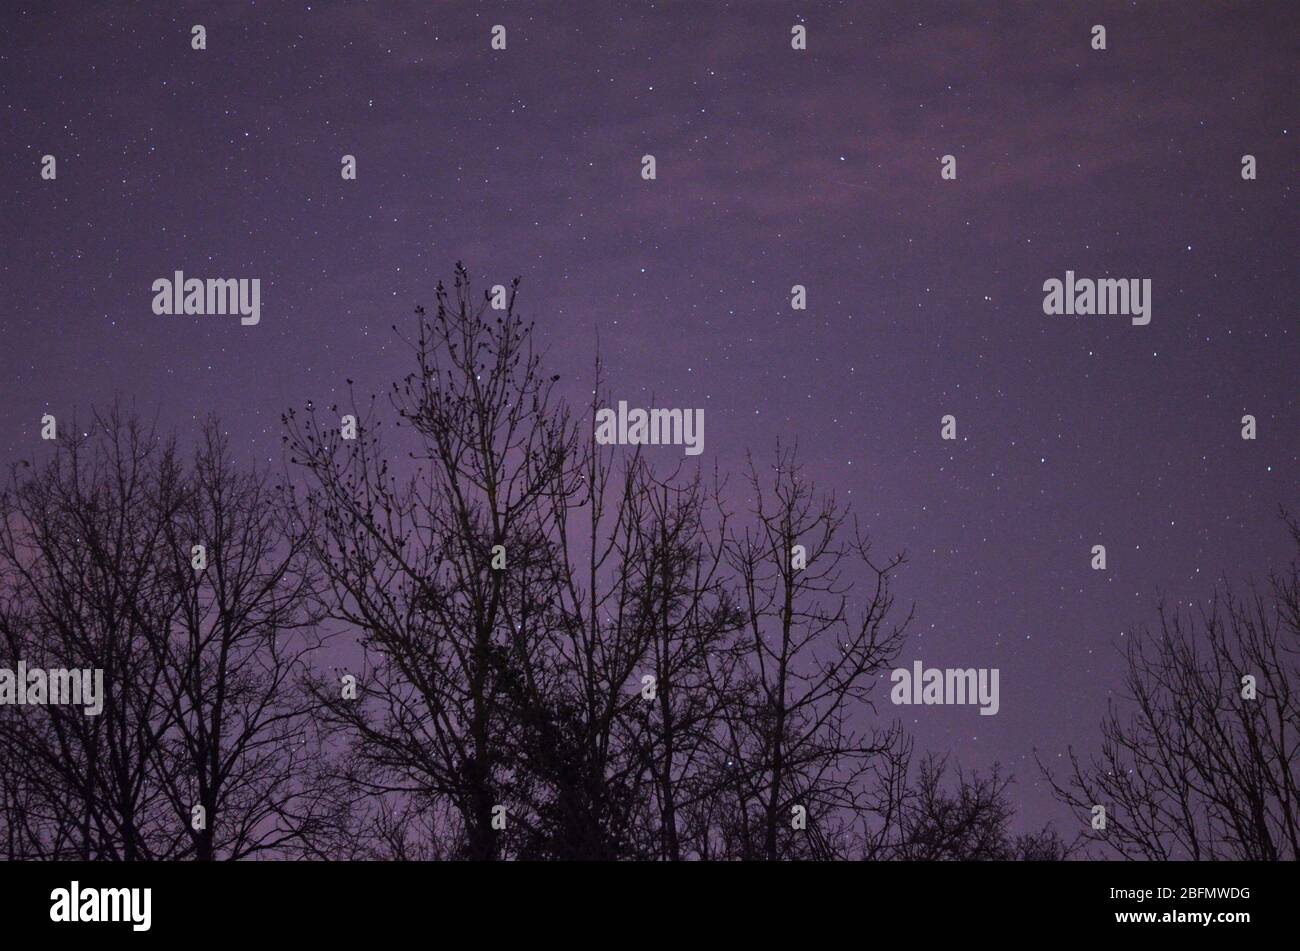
{"left": 3, "top": 1, "right": 1297, "bottom": 833}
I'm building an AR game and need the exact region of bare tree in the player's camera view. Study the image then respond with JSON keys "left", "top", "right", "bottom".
{"left": 152, "top": 425, "right": 331, "bottom": 859}
{"left": 513, "top": 421, "right": 743, "bottom": 859}
{"left": 0, "top": 410, "right": 184, "bottom": 859}
{"left": 0, "top": 408, "right": 328, "bottom": 860}
{"left": 277, "top": 265, "right": 1098, "bottom": 863}
{"left": 1042, "top": 514, "right": 1300, "bottom": 860}
{"left": 285, "top": 269, "right": 933, "bottom": 861}
{"left": 625, "top": 469, "right": 743, "bottom": 859}
{"left": 718, "top": 447, "right": 912, "bottom": 860}
{"left": 874, "top": 753, "right": 1071, "bottom": 861}
{"left": 286, "top": 266, "right": 578, "bottom": 860}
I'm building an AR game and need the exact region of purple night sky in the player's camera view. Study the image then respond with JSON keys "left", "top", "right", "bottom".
{"left": 3, "top": 1, "right": 1296, "bottom": 833}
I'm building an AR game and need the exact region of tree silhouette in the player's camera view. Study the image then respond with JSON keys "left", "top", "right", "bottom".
{"left": 875, "top": 753, "right": 1072, "bottom": 861}
{"left": 286, "top": 265, "right": 918, "bottom": 860}
{"left": 285, "top": 267, "right": 578, "bottom": 859}
{"left": 0, "top": 266, "right": 1107, "bottom": 863}
{"left": 713, "top": 449, "right": 912, "bottom": 859}
{"left": 1042, "top": 514, "right": 1300, "bottom": 860}
{"left": 0, "top": 408, "right": 329, "bottom": 859}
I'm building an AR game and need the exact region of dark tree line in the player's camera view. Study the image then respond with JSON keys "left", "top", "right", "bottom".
{"left": 24, "top": 265, "right": 1298, "bottom": 861}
